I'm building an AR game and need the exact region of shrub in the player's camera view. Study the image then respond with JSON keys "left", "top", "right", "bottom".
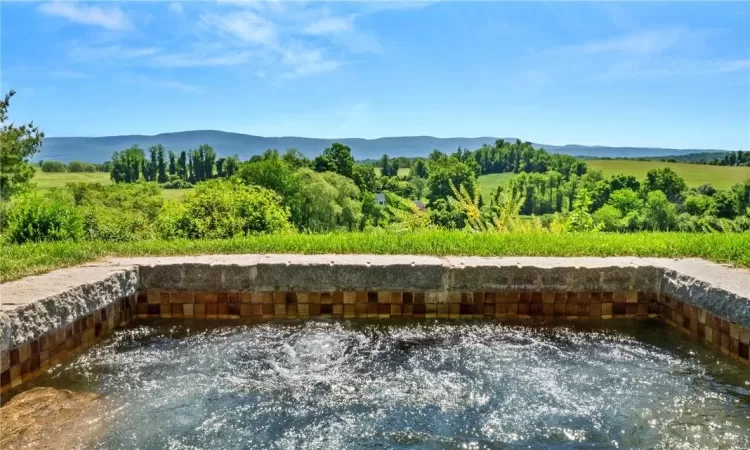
{"left": 67, "top": 161, "right": 97, "bottom": 172}
{"left": 161, "top": 178, "right": 193, "bottom": 189}
{"left": 40, "top": 160, "right": 67, "bottom": 172}
{"left": 4, "top": 193, "right": 83, "bottom": 243}
{"left": 156, "top": 179, "right": 291, "bottom": 239}
{"left": 593, "top": 204, "right": 622, "bottom": 231}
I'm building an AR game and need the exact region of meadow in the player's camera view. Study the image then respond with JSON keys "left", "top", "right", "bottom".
{"left": 587, "top": 160, "right": 750, "bottom": 189}
{"left": 2, "top": 231, "right": 749, "bottom": 282}
{"left": 32, "top": 171, "right": 192, "bottom": 199}
{"left": 477, "top": 173, "right": 517, "bottom": 200}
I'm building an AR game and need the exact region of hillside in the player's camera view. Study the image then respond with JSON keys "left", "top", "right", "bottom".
{"left": 587, "top": 160, "right": 750, "bottom": 189}
{"left": 38, "top": 130, "right": 726, "bottom": 163}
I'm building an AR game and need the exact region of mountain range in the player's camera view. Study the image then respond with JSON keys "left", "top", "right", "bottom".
{"left": 37, "top": 130, "right": 727, "bottom": 163}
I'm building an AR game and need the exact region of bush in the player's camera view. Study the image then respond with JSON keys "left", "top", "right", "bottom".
{"left": 67, "top": 161, "right": 97, "bottom": 172}
{"left": 156, "top": 179, "right": 291, "bottom": 239}
{"left": 161, "top": 178, "right": 193, "bottom": 189}
{"left": 40, "top": 160, "right": 67, "bottom": 172}
{"left": 3, "top": 193, "right": 83, "bottom": 243}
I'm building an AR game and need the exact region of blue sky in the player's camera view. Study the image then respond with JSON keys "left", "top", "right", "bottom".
{"left": 2, "top": 1, "right": 749, "bottom": 149}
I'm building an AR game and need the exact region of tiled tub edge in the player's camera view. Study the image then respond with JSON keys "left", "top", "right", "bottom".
{"left": 2, "top": 256, "right": 749, "bottom": 391}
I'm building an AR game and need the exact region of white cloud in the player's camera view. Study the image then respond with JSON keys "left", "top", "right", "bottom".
{"left": 38, "top": 1, "right": 132, "bottom": 31}
{"left": 68, "top": 43, "right": 161, "bottom": 62}
{"left": 574, "top": 28, "right": 691, "bottom": 55}
{"left": 200, "top": 10, "right": 277, "bottom": 47}
{"left": 152, "top": 51, "right": 253, "bottom": 68}
{"left": 168, "top": 2, "right": 183, "bottom": 15}
{"left": 304, "top": 16, "right": 354, "bottom": 35}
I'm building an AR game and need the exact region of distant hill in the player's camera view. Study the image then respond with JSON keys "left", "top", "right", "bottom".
{"left": 36, "top": 130, "right": 727, "bottom": 163}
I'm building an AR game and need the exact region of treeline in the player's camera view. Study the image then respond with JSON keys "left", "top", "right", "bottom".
{"left": 600, "top": 150, "right": 748, "bottom": 166}
{"left": 372, "top": 139, "right": 587, "bottom": 179}
{"left": 39, "top": 160, "right": 109, "bottom": 173}
{"left": 496, "top": 167, "right": 750, "bottom": 232}
{"left": 110, "top": 144, "right": 239, "bottom": 187}
{"left": 706, "top": 150, "right": 749, "bottom": 167}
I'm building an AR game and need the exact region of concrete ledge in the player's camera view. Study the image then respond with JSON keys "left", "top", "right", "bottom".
{"left": 2, "top": 255, "right": 749, "bottom": 352}
{"left": 1, "top": 265, "right": 139, "bottom": 350}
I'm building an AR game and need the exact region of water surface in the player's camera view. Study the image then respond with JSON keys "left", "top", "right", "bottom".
{"left": 25, "top": 320, "right": 750, "bottom": 449}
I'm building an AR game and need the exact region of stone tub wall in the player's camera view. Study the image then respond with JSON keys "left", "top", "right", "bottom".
{"left": 2, "top": 255, "right": 750, "bottom": 392}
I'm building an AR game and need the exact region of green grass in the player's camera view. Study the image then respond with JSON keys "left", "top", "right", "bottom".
{"left": 374, "top": 167, "right": 411, "bottom": 177}
{"left": 2, "top": 231, "right": 748, "bottom": 282}
{"left": 587, "top": 160, "right": 750, "bottom": 189}
{"left": 32, "top": 171, "right": 112, "bottom": 189}
{"left": 31, "top": 171, "right": 192, "bottom": 200}
{"left": 477, "top": 173, "right": 517, "bottom": 201}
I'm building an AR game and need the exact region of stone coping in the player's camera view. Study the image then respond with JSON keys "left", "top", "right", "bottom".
{"left": 1, "top": 255, "right": 749, "bottom": 351}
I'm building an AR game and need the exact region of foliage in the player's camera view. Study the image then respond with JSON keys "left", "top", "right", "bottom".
{"left": 3, "top": 192, "right": 83, "bottom": 244}
{"left": 0, "top": 90, "right": 45, "bottom": 200}
{"left": 642, "top": 191, "right": 677, "bottom": 231}
{"left": 382, "top": 192, "right": 430, "bottom": 231}
{"left": 352, "top": 164, "right": 378, "bottom": 193}
{"left": 161, "top": 177, "right": 193, "bottom": 189}
{"left": 313, "top": 142, "right": 355, "bottom": 178}
{"left": 41, "top": 160, "right": 67, "bottom": 172}
{"left": 156, "top": 179, "right": 290, "bottom": 239}
{"left": 111, "top": 145, "right": 146, "bottom": 183}
{"left": 643, "top": 168, "right": 687, "bottom": 202}
{"left": 426, "top": 156, "right": 477, "bottom": 206}
{"left": 566, "top": 188, "right": 598, "bottom": 232}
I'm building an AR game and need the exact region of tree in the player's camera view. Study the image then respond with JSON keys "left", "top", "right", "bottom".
{"left": 168, "top": 151, "right": 177, "bottom": 175}
{"left": 156, "top": 179, "right": 291, "bottom": 239}
{"left": 682, "top": 194, "right": 715, "bottom": 217}
{"left": 426, "top": 157, "right": 477, "bottom": 207}
{"left": 293, "top": 168, "right": 362, "bottom": 232}
{"left": 177, "top": 151, "right": 188, "bottom": 181}
{"left": 110, "top": 146, "right": 145, "bottom": 183}
{"left": 713, "top": 190, "right": 739, "bottom": 219}
{"left": 642, "top": 191, "right": 677, "bottom": 230}
{"left": 643, "top": 168, "right": 687, "bottom": 202}
{"left": 380, "top": 154, "right": 398, "bottom": 177}
{"left": 0, "top": 90, "right": 44, "bottom": 199}
{"left": 155, "top": 145, "right": 168, "bottom": 183}
{"left": 282, "top": 148, "right": 309, "bottom": 169}
{"left": 567, "top": 188, "right": 597, "bottom": 231}
{"left": 352, "top": 164, "right": 377, "bottom": 193}
{"left": 68, "top": 161, "right": 97, "bottom": 172}
{"left": 607, "top": 188, "right": 642, "bottom": 215}
{"left": 412, "top": 159, "right": 428, "bottom": 178}
{"left": 41, "top": 160, "right": 67, "bottom": 172}
{"left": 237, "top": 153, "right": 303, "bottom": 226}
{"left": 313, "top": 142, "right": 355, "bottom": 179}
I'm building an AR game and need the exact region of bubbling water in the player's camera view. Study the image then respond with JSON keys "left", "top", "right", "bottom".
{"left": 30, "top": 320, "right": 750, "bottom": 449}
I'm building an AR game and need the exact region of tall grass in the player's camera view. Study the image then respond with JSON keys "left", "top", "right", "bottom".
{"left": 2, "top": 231, "right": 749, "bottom": 282}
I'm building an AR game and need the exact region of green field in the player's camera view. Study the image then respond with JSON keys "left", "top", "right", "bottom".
{"left": 2, "top": 231, "right": 748, "bottom": 282}
{"left": 374, "top": 167, "right": 411, "bottom": 177}
{"left": 31, "top": 171, "right": 192, "bottom": 200}
{"left": 33, "top": 171, "right": 112, "bottom": 189}
{"left": 587, "top": 160, "right": 750, "bottom": 189}
{"left": 477, "top": 173, "right": 517, "bottom": 201}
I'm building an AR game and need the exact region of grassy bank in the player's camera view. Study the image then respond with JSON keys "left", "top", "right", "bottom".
{"left": 2, "top": 231, "right": 749, "bottom": 282}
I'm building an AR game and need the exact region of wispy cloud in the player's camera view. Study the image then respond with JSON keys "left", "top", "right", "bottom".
{"left": 571, "top": 27, "right": 699, "bottom": 56}
{"left": 595, "top": 57, "right": 750, "bottom": 81}
{"left": 168, "top": 2, "right": 183, "bottom": 15}
{"left": 43, "top": 1, "right": 391, "bottom": 79}
{"left": 152, "top": 51, "right": 253, "bottom": 68}
{"left": 125, "top": 74, "right": 204, "bottom": 94}
{"left": 304, "top": 16, "right": 354, "bottom": 35}
{"left": 68, "top": 43, "right": 161, "bottom": 62}
{"left": 38, "top": 1, "right": 132, "bottom": 31}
